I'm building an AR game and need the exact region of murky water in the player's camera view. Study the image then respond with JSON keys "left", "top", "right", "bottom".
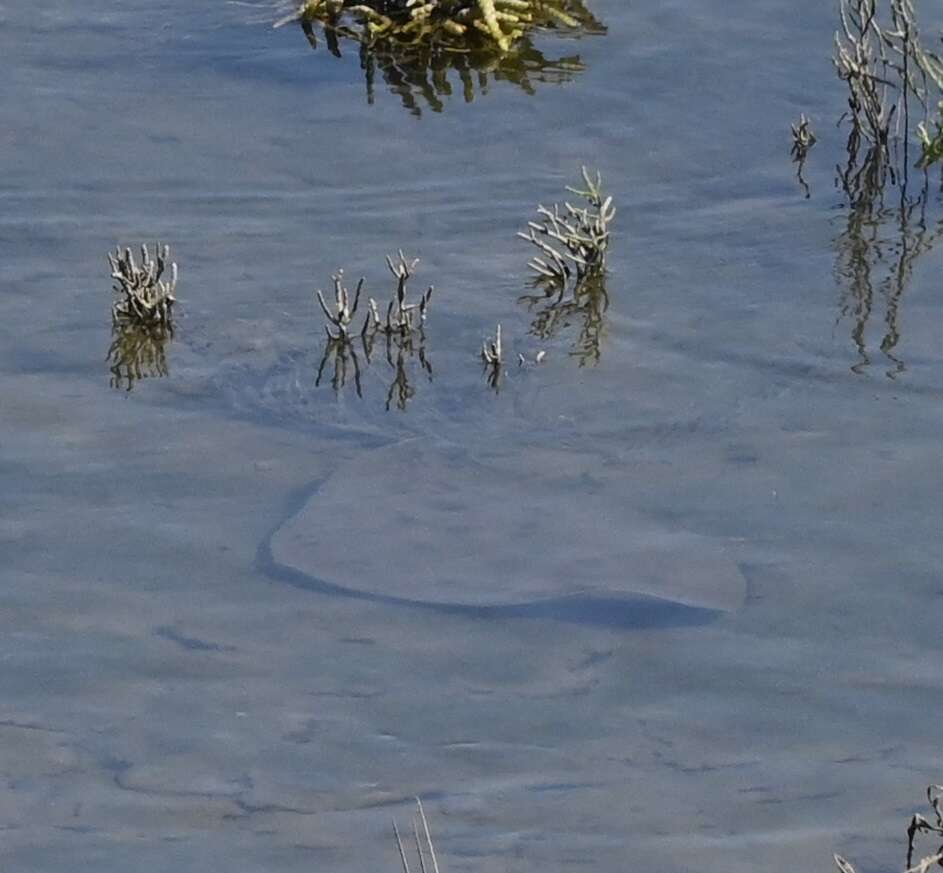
{"left": 4, "top": 2, "right": 943, "bottom": 871}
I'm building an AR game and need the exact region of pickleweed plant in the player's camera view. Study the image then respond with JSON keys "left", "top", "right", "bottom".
{"left": 518, "top": 166, "right": 614, "bottom": 289}
{"left": 108, "top": 243, "right": 177, "bottom": 329}
{"left": 517, "top": 167, "right": 614, "bottom": 365}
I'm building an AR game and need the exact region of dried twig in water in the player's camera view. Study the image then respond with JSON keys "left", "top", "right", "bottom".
{"left": 393, "top": 798, "right": 441, "bottom": 873}
{"left": 108, "top": 243, "right": 177, "bottom": 328}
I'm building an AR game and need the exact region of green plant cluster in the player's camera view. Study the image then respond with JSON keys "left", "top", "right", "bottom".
{"left": 291, "top": 0, "right": 602, "bottom": 52}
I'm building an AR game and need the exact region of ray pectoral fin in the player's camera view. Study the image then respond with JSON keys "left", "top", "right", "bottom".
{"left": 267, "top": 440, "right": 746, "bottom": 622}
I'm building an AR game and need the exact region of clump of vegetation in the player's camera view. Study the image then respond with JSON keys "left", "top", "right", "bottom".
{"left": 275, "top": 0, "right": 605, "bottom": 115}
{"left": 314, "top": 252, "right": 434, "bottom": 408}
{"left": 517, "top": 166, "right": 614, "bottom": 365}
{"left": 518, "top": 165, "right": 614, "bottom": 285}
{"left": 105, "top": 243, "right": 177, "bottom": 391}
{"left": 108, "top": 243, "right": 177, "bottom": 328}
{"left": 833, "top": 0, "right": 943, "bottom": 194}
{"left": 393, "top": 798, "right": 441, "bottom": 873}
{"left": 281, "top": 0, "right": 602, "bottom": 53}
{"left": 836, "top": 785, "right": 943, "bottom": 873}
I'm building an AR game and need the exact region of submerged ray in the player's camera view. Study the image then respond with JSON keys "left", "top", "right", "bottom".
{"left": 270, "top": 440, "right": 746, "bottom": 613}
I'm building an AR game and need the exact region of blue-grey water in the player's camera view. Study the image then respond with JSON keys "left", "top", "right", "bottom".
{"left": 4, "top": 2, "right": 943, "bottom": 872}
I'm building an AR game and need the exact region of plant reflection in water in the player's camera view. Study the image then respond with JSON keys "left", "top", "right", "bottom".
{"left": 314, "top": 328, "right": 433, "bottom": 409}
{"left": 107, "top": 322, "right": 173, "bottom": 392}
{"left": 519, "top": 268, "right": 608, "bottom": 367}
{"left": 833, "top": 163, "right": 943, "bottom": 378}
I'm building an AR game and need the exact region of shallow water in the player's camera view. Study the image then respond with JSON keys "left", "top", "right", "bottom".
{"left": 4, "top": 2, "right": 943, "bottom": 872}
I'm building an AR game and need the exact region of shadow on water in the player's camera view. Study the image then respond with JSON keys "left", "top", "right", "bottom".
{"left": 283, "top": 1, "right": 606, "bottom": 116}
{"left": 833, "top": 153, "right": 943, "bottom": 378}
{"left": 255, "top": 474, "right": 721, "bottom": 630}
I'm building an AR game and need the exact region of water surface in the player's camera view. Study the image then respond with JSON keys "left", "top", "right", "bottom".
{"left": 3, "top": 2, "right": 943, "bottom": 872}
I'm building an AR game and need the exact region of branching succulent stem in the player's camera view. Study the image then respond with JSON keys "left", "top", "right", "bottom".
{"left": 108, "top": 243, "right": 177, "bottom": 328}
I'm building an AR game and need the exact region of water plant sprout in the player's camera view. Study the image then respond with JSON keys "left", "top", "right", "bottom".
{"left": 366, "top": 251, "right": 434, "bottom": 337}
{"left": 108, "top": 243, "right": 177, "bottom": 328}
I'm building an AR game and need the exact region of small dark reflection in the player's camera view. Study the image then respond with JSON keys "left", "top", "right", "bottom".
{"left": 316, "top": 333, "right": 365, "bottom": 396}
{"left": 482, "top": 358, "right": 502, "bottom": 392}
{"left": 315, "top": 329, "right": 433, "bottom": 410}
{"left": 519, "top": 269, "right": 609, "bottom": 366}
{"left": 106, "top": 323, "right": 172, "bottom": 391}
{"left": 289, "top": 3, "right": 606, "bottom": 117}
{"left": 833, "top": 162, "right": 942, "bottom": 378}
{"left": 379, "top": 331, "right": 433, "bottom": 411}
